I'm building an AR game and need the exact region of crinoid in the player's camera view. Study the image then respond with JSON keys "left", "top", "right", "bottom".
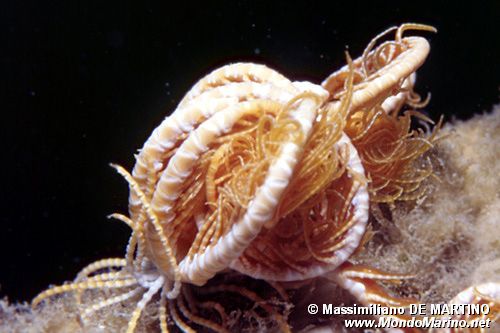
{"left": 322, "top": 23, "right": 442, "bottom": 205}
{"left": 429, "top": 283, "right": 500, "bottom": 333}
{"left": 33, "top": 23, "right": 451, "bottom": 332}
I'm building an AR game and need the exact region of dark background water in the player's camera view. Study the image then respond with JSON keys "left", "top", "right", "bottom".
{"left": 1, "top": 1, "right": 499, "bottom": 302}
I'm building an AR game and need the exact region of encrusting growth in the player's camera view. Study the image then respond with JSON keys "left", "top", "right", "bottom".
{"left": 32, "top": 23, "right": 497, "bottom": 332}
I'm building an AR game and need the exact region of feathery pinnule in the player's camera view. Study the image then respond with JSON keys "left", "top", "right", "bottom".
{"left": 322, "top": 24, "right": 436, "bottom": 113}
{"left": 31, "top": 24, "right": 467, "bottom": 333}
{"left": 323, "top": 24, "right": 440, "bottom": 203}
